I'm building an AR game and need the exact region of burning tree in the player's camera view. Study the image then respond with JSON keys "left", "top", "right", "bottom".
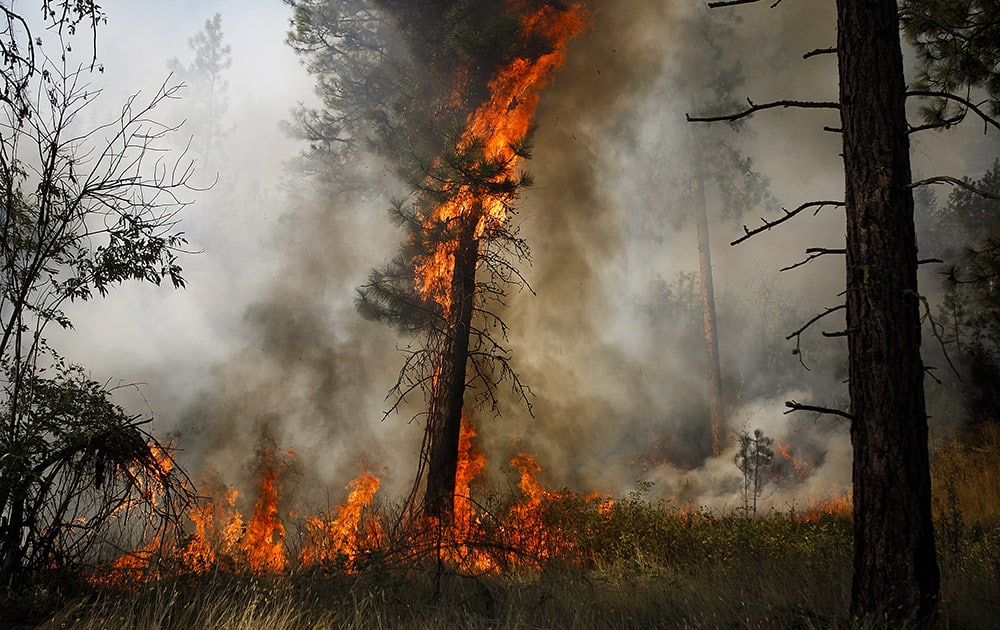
{"left": 287, "top": 0, "right": 587, "bottom": 521}
{"left": 1, "top": 3, "right": 196, "bottom": 581}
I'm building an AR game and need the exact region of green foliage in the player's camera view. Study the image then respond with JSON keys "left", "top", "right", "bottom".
{"left": 0, "top": 364, "right": 192, "bottom": 580}
{"left": 1, "top": 3, "right": 196, "bottom": 587}
{"left": 902, "top": 0, "right": 1000, "bottom": 124}
{"left": 734, "top": 428, "right": 774, "bottom": 515}
{"left": 926, "top": 160, "right": 1000, "bottom": 416}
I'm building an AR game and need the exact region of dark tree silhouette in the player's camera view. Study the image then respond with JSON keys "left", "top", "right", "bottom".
{"left": 689, "top": 0, "right": 976, "bottom": 621}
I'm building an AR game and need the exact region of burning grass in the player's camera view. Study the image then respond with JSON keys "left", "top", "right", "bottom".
{"left": 24, "top": 499, "right": 1000, "bottom": 630}
{"left": 8, "top": 423, "right": 1000, "bottom": 627}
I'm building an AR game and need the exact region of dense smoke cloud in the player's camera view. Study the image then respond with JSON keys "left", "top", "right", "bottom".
{"left": 50, "top": 0, "right": 995, "bottom": 512}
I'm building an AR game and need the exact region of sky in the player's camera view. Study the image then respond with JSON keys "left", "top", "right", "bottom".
{"left": 33, "top": 0, "right": 999, "bottom": 512}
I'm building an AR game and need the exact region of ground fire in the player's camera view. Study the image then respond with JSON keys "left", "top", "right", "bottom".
{"left": 88, "top": 414, "right": 851, "bottom": 588}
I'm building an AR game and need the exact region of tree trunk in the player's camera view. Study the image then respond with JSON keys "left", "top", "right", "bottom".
{"left": 423, "top": 213, "right": 479, "bottom": 520}
{"left": 837, "top": 0, "right": 940, "bottom": 623}
{"left": 690, "top": 127, "right": 725, "bottom": 457}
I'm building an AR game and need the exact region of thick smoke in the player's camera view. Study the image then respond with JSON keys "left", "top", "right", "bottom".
{"left": 52, "top": 0, "right": 995, "bottom": 513}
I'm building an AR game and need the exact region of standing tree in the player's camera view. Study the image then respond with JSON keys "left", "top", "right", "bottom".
{"left": 837, "top": 1, "right": 938, "bottom": 620}
{"left": 288, "top": 0, "right": 586, "bottom": 521}
{"left": 167, "top": 13, "right": 232, "bottom": 173}
{"left": 1, "top": 4, "right": 195, "bottom": 581}
{"left": 733, "top": 427, "right": 773, "bottom": 515}
{"left": 681, "top": 0, "right": 1000, "bottom": 621}
{"left": 676, "top": 8, "right": 774, "bottom": 457}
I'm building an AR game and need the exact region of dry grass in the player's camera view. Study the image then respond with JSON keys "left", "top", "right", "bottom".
{"left": 23, "top": 508, "right": 997, "bottom": 629}
{"left": 10, "top": 428, "right": 1000, "bottom": 629}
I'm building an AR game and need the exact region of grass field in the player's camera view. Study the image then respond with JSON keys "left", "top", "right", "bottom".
{"left": 7, "top": 425, "right": 1000, "bottom": 629}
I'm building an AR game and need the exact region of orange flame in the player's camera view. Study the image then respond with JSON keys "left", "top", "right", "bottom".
{"left": 240, "top": 448, "right": 291, "bottom": 574}
{"left": 414, "top": 3, "right": 588, "bottom": 314}
{"left": 299, "top": 468, "right": 382, "bottom": 569}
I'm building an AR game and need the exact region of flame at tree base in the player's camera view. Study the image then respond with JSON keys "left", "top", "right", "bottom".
{"left": 89, "top": 419, "right": 853, "bottom": 590}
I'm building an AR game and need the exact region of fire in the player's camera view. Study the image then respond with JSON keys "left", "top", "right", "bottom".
{"left": 414, "top": 2, "right": 588, "bottom": 313}
{"left": 299, "top": 468, "right": 382, "bottom": 569}
{"left": 771, "top": 442, "right": 813, "bottom": 484}
{"left": 240, "top": 448, "right": 291, "bottom": 574}
{"left": 801, "top": 490, "right": 853, "bottom": 522}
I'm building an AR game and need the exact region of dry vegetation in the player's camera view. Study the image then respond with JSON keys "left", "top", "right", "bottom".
{"left": 3, "top": 427, "right": 997, "bottom": 629}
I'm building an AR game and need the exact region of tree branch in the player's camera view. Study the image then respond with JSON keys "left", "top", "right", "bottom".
{"left": 731, "top": 200, "right": 845, "bottom": 246}
{"left": 687, "top": 98, "right": 840, "bottom": 124}
{"left": 785, "top": 400, "right": 853, "bottom": 421}
{"left": 780, "top": 247, "right": 846, "bottom": 272}
{"left": 906, "top": 90, "right": 1000, "bottom": 131}
{"left": 803, "top": 47, "right": 836, "bottom": 59}
{"left": 911, "top": 176, "right": 1000, "bottom": 200}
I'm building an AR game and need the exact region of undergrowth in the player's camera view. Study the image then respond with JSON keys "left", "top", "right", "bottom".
{"left": 4, "top": 426, "right": 999, "bottom": 629}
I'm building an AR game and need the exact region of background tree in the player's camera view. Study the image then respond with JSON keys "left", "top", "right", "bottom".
{"left": 167, "top": 13, "right": 232, "bottom": 173}
{"left": 677, "top": 8, "right": 774, "bottom": 457}
{"left": 733, "top": 427, "right": 773, "bottom": 516}
{"left": 1, "top": 5, "right": 195, "bottom": 582}
{"left": 926, "top": 161, "right": 1000, "bottom": 419}
{"left": 902, "top": 0, "right": 1000, "bottom": 127}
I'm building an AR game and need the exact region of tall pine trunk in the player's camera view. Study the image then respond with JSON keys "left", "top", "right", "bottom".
{"left": 837, "top": 0, "right": 939, "bottom": 622}
{"left": 423, "top": 212, "right": 480, "bottom": 519}
{"left": 690, "top": 126, "right": 725, "bottom": 457}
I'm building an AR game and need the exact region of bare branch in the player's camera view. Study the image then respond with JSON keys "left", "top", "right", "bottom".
{"left": 708, "top": 0, "right": 763, "bottom": 7}
{"left": 780, "top": 247, "right": 846, "bottom": 272}
{"left": 785, "top": 400, "right": 853, "bottom": 421}
{"left": 785, "top": 304, "right": 847, "bottom": 342}
{"left": 731, "top": 200, "right": 845, "bottom": 246}
{"left": 906, "top": 90, "right": 1000, "bottom": 131}
{"left": 911, "top": 175, "right": 1000, "bottom": 200}
{"left": 803, "top": 47, "right": 836, "bottom": 59}
{"left": 687, "top": 98, "right": 839, "bottom": 124}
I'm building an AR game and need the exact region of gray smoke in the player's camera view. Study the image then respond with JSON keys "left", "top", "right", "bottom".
{"left": 50, "top": 0, "right": 995, "bottom": 514}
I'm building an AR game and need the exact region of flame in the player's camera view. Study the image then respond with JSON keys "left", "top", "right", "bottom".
{"left": 801, "top": 490, "right": 853, "bottom": 522}
{"left": 299, "top": 468, "right": 382, "bottom": 570}
{"left": 414, "top": 2, "right": 588, "bottom": 314}
{"left": 453, "top": 414, "right": 486, "bottom": 537}
{"left": 771, "top": 442, "right": 813, "bottom": 484}
{"left": 240, "top": 448, "right": 291, "bottom": 574}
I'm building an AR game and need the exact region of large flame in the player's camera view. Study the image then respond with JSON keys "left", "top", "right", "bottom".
{"left": 414, "top": 2, "right": 588, "bottom": 314}
{"left": 299, "top": 468, "right": 382, "bottom": 570}
{"left": 240, "top": 448, "right": 291, "bottom": 574}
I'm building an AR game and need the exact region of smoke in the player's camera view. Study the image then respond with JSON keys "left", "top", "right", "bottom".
{"left": 46, "top": 0, "right": 994, "bottom": 513}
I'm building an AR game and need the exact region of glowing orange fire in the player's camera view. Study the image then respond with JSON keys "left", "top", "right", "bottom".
{"left": 414, "top": 2, "right": 588, "bottom": 314}
{"left": 299, "top": 468, "right": 382, "bottom": 569}
{"left": 240, "top": 448, "right": 291, "bottom": 574}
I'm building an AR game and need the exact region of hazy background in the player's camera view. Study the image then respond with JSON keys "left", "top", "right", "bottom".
{"left": 45, "top": 0, "right": 997, "bottom": 513}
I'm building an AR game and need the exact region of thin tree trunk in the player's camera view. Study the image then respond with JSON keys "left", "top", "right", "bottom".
{"left": 423, "top": 213, "right": 479, "bottom": 520}
{"left": 837, "top": 0, "right": 939, "bottom": 623}
{"left": 690, "top": 127, "right": 725, "bottom": 457}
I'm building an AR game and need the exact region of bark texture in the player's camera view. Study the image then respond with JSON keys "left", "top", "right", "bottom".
{"left": 423, "top": 215, "right": 479, "bottom": 519}
{"left": 837, "top": 0, "right": 940, "bottom": 623}
{"left": 691, "top": 131, "right": 725, "bottom": 457}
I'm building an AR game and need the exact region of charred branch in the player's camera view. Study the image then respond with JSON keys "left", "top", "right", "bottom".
{"left": 780, "top": 247, "right": 846, "bottom": 272}
{"left": 785, "top": 400, "right": 853, "bottom": 421}
{"left": 911, "top": 175, "right": 1000, "bottom": 200}
{"left": 708, "top": 0, "right": 783, "bottom": 8}
{"left": 804, "top": 47, "right": 836, "bottom": 59}
{"left": 786, "top": 304, "right": 847, "bottom": 342}
{"left": 686, "top": 98, "right": 840, "bottom": 124}
{"left": 786, "top": 303, "right": 847, "bottom": 369}
{"left": 906, "top": 90, "right": 1000, "bottom": 131}
{"left": 731, "top": 200, "right": 845, "bottom": 246}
